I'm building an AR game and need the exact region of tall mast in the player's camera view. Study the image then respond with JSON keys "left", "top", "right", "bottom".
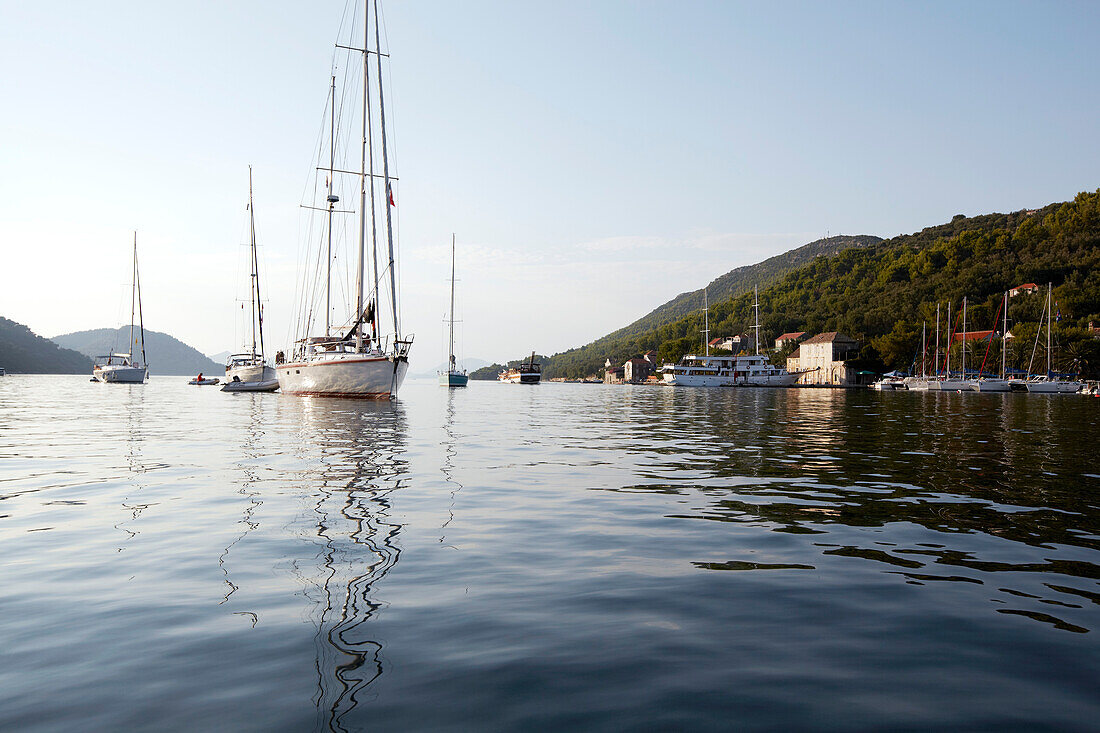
{"left": 753, "top": 284, "right": 761, "bottom": 356}
{"left": 129, "top": 232, "right": 137, "bottom": 363}
{"left": 324, "top": 75, "right": 337, "bottom": 338}
{"left": 945, "top": 300, "right": 952, "bottom": 376}
{"left": 934, "top": 302, "right": 940, "bottom": 376}
{"left": 701, "top": 288, "right": 710, "bottom": 356}
{"left": 448, "top": 234, "right": 456, "bottom": 370}
{"left": 962, "top": 296, "right": 968, "bottom": 377}
{"left": 373, "top": 0, "right": 398, "bottom": 341}
{"left": 364, "top": 4, "right": 380, "bottom": 347}
{"left": 1047, "top": 282, "right": 1053, "bottom": 376}
{"left": 248, "top": 167, "right": 259, "bottom": 359}
{"left": 134, "top": 232, "right": 145, "bottom": 366}
{"left": 356, "top": 3, "right": 369, "bottom": 353}
{"left": 921, "top": 321, "right": 926, "bottom": 378}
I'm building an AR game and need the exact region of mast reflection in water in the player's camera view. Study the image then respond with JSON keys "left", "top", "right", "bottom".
{"left": 288, "top": 398, "right": 408, "bottom": 732}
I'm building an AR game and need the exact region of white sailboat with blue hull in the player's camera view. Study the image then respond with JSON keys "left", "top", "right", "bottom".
{"left": 439, "top": 235, "right": 468, "bottom": 388}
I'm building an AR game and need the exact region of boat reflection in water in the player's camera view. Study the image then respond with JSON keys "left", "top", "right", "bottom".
{"left": 605, "top": 386, "right": 1098, "bottom": 635}
{"left": 286, "top": 396, "right": 409, "bottom": 731}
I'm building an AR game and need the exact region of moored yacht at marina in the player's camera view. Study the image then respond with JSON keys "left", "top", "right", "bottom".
{"left": 662, "top": 353, "right": 801, "bottom": 387}
{"left": 663, "top": 284, "right": 803, "bottom": 387}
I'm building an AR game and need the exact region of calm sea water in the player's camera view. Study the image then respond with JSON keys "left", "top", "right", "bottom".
{"left": 1, "top": 375, "right": 1098, "bottom": 731}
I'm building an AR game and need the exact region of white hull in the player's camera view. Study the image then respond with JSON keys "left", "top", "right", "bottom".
{"left": 94, "top": 365, "right": 148, "bottom": 383}
{"left": 663, "top": 372, "right": 799, "bottom": 387}
{"left": 227, "top": 363, "right": 275, "bottom": 384}
{"left": 222, "top": 377, "right": 279, "bottom": 393}
{"left": 277, "top": 353, "right": 408, "bottom": 398}
{"left": 662, "top": 353, "right": 800, "bottom": 388}
{"left": 1026, "top": 380, "right": 1083, "bottom": 394}
{"left": 927, "top": 379, "right": 968, "bottom": 391}
{"left": 871, "top": 379, "right": 905, "bottom": 390}
{"left": 968, "top": 378, "right": 1011, "bottom": 392}
{"left": 499, "top": 371, "right": 540, "bottom": 384}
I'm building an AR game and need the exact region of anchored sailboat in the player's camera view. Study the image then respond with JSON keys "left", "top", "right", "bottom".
{"left": 439, "top": 234, "right": 468, "bottom": 387}
{"left": 93, "top": 233, "right": 148, "bottom": 384}
{"left": 223, "top": 167, "right": 278, "bottom": 393}
{"left": 1025, "top": 283, "right": 1083, "bottom": 393}
{"left": 277, "top": 0, "right": 412, "bottom": 399}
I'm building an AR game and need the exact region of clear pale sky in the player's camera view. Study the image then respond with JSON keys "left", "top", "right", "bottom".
{"left": 2, "top": 1, "right": 1097, "bottom": 368}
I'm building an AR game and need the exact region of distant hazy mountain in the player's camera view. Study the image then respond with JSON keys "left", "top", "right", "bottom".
{"left": 207, "top": 351, "right": 232, "bottom": 365}
{"left": 0, "top": 316, "right": 92, "bottom": 373}
{"left": 52, "top": 328, "right": 222, "bottom": 376}
{"left": 411, "top": 357, "right": 492, "bottom": 378}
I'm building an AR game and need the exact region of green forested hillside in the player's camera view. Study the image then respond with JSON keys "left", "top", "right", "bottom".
{"left": 0, "top": 317, "right": 92, "bottom": 373}
{"left": 616, "top": 234, "right": 882, "bottom": 334}
{"left": 546, "top": 190, "right": 1100, "bottom": 378}
{"left": 547, "top": 236, "right": 880, "bottom": 378}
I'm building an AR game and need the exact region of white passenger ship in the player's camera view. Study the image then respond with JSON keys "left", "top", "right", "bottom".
{"left": 662, "top": 354, "right": 801, "bottom": 387}
{"left": 661, "top": 285, "right": 802, "bottom": 387}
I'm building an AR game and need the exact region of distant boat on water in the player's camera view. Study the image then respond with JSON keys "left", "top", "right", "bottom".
{"left": 439, "top": 235, "right": 468, "bottom": 388}
{"left": 223, "top": 167, "right": 278, "bottom": 393}
{"left": 499, "top": 352, "right": 541, "bottom": 384}
{"left": 93, "top": 233, "right": 148, "bottom": 384}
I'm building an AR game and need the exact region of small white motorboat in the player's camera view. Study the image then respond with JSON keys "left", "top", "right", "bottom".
{"left": 220, "top": 377, "right": 279, "bottom": 393}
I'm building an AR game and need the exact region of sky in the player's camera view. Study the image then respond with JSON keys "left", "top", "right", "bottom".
{"left": 2, "top": 1, "right": 1098, "bottom": 369}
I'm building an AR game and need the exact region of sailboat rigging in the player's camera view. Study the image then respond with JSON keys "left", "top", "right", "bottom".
{"left": 277, "top": 0, "right": 412, "bottom": 399}
{"left": 223, "top": 167, "right": 279, "bottom": 392}
{"left": 439, "top": 234, "right": 468, "bottom": 387}
{"left": 93, "top": 233, "right": 148, "bottom": 384}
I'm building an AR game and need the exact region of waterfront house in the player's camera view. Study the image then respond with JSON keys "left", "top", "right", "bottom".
{"left": 796, "top": 332, "right": 860, "bottom": 385}
{"left": 604, "top": 365, "right": 624, "bottom": 384}
{"left": 786, "top": 345, "right": 801, "bottom": 374}
{"left": 624, "top": 357, "right": 655, "bottom": 383}
{"left": 1009, "top": 283, "right": 1039, "bottom": 297}
{"left": 718, "top": 334, "right": 755, "bottom": 353}
{"left": 775, "top": 331, "right": 807, "bottom": 350}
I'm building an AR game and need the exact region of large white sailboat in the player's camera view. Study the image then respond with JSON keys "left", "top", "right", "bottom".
{"left": 277, "top": 0, "right": 412, "bottom": 399}
{"left": 223, "top": 167, "right": 278, "bottom": 393}
{"left": 93, "top": 233, "right": 148, "bottom": 384}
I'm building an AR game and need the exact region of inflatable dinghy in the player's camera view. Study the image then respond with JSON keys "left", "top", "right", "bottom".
{"left": 221, "top": 378, "right": 279, "bottom": 393}
{"left": 188, "top": 378, "right": 221, "bottom": 385}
